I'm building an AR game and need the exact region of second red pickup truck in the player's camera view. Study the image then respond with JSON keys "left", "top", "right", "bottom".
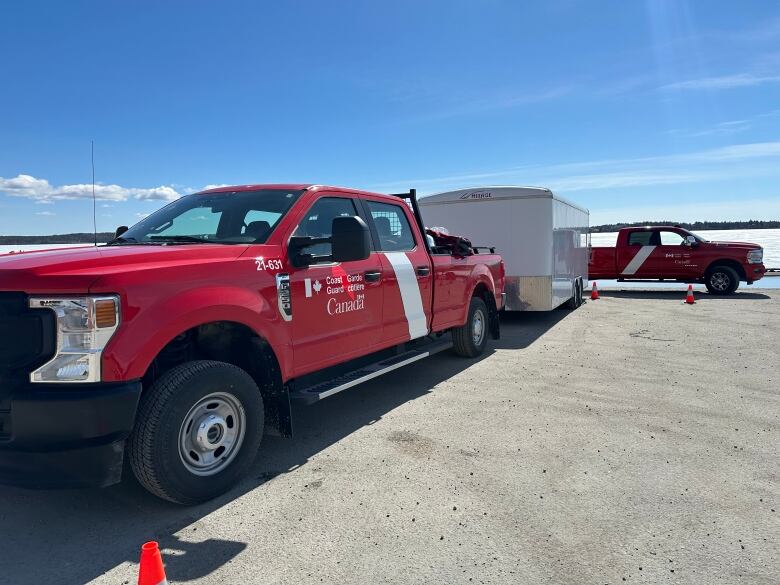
{"left": 589, "top": 226, "right": 765, "bottom": 294}
{"left": 0, "top": 185, "right": 504, "bottom": 504}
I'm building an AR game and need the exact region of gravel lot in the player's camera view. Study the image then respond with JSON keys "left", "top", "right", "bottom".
{"left": 0, "top": 290, "right": 777, "bottom": 585}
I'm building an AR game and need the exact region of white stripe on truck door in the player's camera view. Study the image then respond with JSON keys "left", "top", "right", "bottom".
{"left": 383, "top": 252, "right": 429, "bottom": 340}
{"left": 621, "top": 245, "right": 656, "bottom": 275}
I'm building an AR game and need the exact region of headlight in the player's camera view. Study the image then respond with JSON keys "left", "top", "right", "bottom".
{"left": 28, "top": 296, "right": 120, "bottom": 383}
{"left": 747, "top": 249, "right": 763, "bottom": 264}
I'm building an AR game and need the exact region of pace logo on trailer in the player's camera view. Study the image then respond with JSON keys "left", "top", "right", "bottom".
{"left": 459, "top": 191, "right": 492, "bottom": 200}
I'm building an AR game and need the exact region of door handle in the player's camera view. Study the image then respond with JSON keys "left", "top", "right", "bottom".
{"left": 416, "top": 266, "right": 431, "bottom": 277}
{"left": 364, "top": 270, "right": 382, "bottom": 283}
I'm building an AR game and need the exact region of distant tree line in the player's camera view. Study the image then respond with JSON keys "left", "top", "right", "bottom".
{"left": 590, "top": 220, "right": 780, "bottom": 233}
{"left": 0, "top": 232, "right": 114, "bottom": 244}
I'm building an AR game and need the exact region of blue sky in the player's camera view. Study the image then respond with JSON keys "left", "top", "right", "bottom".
{"left": 1, "top": 1, "right": 779, "bottom": 234}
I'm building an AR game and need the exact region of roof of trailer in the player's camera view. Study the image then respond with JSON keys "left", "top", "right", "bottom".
{"left": 418, "top": 186, "right": 588, "bottom": 214}
{"left": 419, "top": 186, "right": 550, "bottom": 202}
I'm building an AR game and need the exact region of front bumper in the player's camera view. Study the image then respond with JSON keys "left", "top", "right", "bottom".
{"left": 748, "top": 264, "right": 766, "bottom": 283}
{"left": 0, "top": 380, "right": 141, "bottom": 488}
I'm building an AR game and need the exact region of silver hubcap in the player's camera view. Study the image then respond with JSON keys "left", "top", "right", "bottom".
{"left": 710, "top": 272, "right": 730, "bottom": 291}
{"left": 472, "top": 309, "right": 486, "bottom": 346}
{"left": 179, "top": 392, "right": 246, "bottom": 476}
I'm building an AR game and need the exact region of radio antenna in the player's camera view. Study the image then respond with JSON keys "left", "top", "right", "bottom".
{"left": 91, "top": 140, "right": 97, "bottom": 246}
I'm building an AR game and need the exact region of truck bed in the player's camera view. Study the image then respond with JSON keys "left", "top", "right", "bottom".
{"left": 588, "top": 246, "right": 618, "bottom": 279}
{"left": 430, "top": 251, "right": 505, "bottom": 332}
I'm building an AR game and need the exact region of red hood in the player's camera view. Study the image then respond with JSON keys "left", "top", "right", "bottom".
{"left": 706, "top": 240, "right": 762, "bottom": 249}
{"left": 0, "top": 244, "right": 249, "bottom": 293}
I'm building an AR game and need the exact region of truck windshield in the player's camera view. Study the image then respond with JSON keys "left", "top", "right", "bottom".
{"left": 115, "top": 189, "right": 305, "bottom": 245}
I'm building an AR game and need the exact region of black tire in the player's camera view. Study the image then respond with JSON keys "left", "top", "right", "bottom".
{"left": 452, "top": 297, "right": 489, "bottom": 357}
{"left": 565, "top": 279, "right": 582, "bottom": 310}
{"left": 128, "top": 360, "right": 264, "bottom": 505}
{"left": 705, "top": 265, "right": 739, "bottom": 295}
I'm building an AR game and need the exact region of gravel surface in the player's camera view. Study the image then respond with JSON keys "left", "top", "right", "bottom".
{"left": 0, "top": 290, "right": 777, "bottom": 584}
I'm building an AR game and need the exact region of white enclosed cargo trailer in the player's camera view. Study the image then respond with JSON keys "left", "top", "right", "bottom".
{"left": 419, "top": 186, "right": 589, "bottom": 311}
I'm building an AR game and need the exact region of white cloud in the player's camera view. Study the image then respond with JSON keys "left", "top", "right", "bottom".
{"left": 34, "top": 210, "right": 55, "bottom": 216}
{"left": 661, "top": 73, "right": 780, "bottom": 91}
{"left": 201, "top": 184, "right": 231, "bottom": 191}
{"left": 135, "top": 212, "right": 150, "bottom": 219}
{"left": 0, "top": 174, "right": 181, "bottom": 202}
{"left": 374, "top": 141, "right": 780, "bottom": 204}
{"left": 666, "top": 119, "right": 752, "bottom": 138}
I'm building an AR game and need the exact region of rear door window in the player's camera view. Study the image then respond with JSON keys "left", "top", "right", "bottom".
{"left": 627, "top": 231, "right": 653, "bottom": 246}
{"left": 366, "top": 201, "right": 416, "bottom": 252}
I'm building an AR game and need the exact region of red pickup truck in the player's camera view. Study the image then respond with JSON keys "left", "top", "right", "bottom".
{"left": 0, "top": 185, "right": 504, "bottom": 504}
{"left": 589, "top": 226, "right": 765, "bottom": 294}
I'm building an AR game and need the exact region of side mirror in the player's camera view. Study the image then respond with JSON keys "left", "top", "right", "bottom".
{"left": 115, "top": 226, "right": 129, "bottom": 239}
{"left": 331, "top": 216, "right": 371, "bottom": 263}
{"left": 684, "top": 235, "right": 698, "bottom": 247}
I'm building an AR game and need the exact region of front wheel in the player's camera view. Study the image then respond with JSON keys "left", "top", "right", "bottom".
{"left": 128, "top": 360, "right": 264, "bottom": 505}
{"left": 705, "top": 265, "right": 739, "bottom": 295}
{"left": 452, "top": 297, "right": 489, "bottom": 357}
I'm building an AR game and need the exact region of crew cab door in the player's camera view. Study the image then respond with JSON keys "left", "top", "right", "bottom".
{"left": 617, "top": 229, "right": 657, "bottom": 278}
{"left": 288, "top": 195, "right": 384, "bottom": 376}
{"left": 362, "top": 198, "right": 432, "bottom": 346}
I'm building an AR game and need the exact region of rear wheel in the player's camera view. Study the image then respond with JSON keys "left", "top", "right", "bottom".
{"left": 452, "top": 297, "right": 489, "bottom": 357}
{"left": 128, "top": 360, "right": 264, "bottom": 505}
{"left": 705, "top": 265, "right": 739, "bottom": 295}
{"left": 565, "top": 279, "right": 582, "bottom": 310}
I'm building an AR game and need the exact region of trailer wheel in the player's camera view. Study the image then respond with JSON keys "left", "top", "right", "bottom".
{"left": 705, "top": 265, "right": 739, "bottom": 295}
{"left": 452, "top": 297, "right": 489, "bottom": 357}
{"left": 129, "top": 360, "right": 264, "bottom": 505}
{"left": 565, "top": 279, "right": 582, "bottom": 310}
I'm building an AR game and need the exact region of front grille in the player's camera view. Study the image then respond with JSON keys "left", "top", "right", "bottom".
{"left": 0, "top": 292, "right": 56, "bottom": 392}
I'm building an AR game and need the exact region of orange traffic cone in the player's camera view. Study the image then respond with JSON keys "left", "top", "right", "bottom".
{"left": 590, "top": 282, "right": 599, "bottom": 300}
{"left": 138, "top": 542, "right": 168, "bottom": 585}
{"left": 684, "top": 284, "right": 695, "bottom": 305}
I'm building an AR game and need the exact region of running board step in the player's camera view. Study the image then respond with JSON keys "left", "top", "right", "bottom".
{"left": 292, "top": 339, "right": 453, "bottom": 404}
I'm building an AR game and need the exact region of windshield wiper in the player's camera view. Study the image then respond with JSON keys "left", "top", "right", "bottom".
{"left": 106, "top": 236, "right": 142, "bottom": 246}
{"left": 149, "top": 235, "right": 212, "bottom": 244}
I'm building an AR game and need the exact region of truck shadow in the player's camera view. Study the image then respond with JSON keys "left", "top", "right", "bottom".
{"left": 0, "top": 347, "right": 504, "bottom": 584}
{"left": 494, "top": 308, "right": 572, "bottom": 349}
{"left": 597, "top": 290, "right": 772, "bottom": 301}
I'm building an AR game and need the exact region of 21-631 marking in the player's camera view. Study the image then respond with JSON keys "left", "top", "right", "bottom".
{"left": 256, "top": 258, "right": 284, "bottom": 271}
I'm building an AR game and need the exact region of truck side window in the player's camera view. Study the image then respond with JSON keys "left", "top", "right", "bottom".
{"left": 366, "top": 201, "right": 416, "bottom": 252}
{"left": 659, "top": 231, "right": 685, "bottom": 246}
{"left": 294, "top": 197, "right": 358, "bottom": 258}
{"left": 627, "top": 231, "right": 653, "bottom": 246}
